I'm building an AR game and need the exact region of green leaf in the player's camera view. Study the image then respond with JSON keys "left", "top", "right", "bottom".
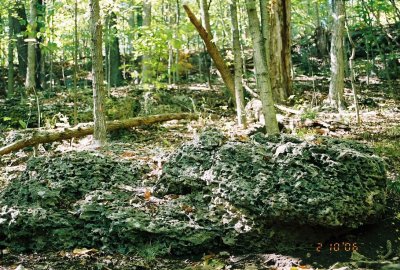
{"left": 19, "top": 120, "right": 27, "bottom": 129}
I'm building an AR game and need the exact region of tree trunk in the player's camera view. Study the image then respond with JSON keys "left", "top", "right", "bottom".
{"left": 345, "top": 21, "right": 361, "bottom": 125}
{"left": 90, "top": 0, "right": 107, "bottom": 146}
{"left": 200, "top": 0, "right": 212, "bottom": 87}
{"left": 0, "top": 113, "right": 198, "bottom": 156}
{"left": 25, "top": 0, "right": 37, "bottom": 92}
{"left": 13, "top": 1, "right": 28, "bottom": 80}
{"left": 328, "top": 0, "right": 346, "bottom": 109}
{"left": 49, "top": 0, "right": 55, "bottom": 91}
{"left": 35, "top": 0, "right": 45, "bottom": 90}
{"left": 8, "top": 9, "right": 15, "bottom": 96}
{"left": 230, "top": 0, "right": 247, "bottom": 127}
{"left": 73, "top": 0, "right": 78, "bottom": 125}
{"left": 245, "top": 0, "right": 279, "bottom": 134}
{"left": 105, "top": 12, "right": 123, "bottom": 88}
{"left": 200, "top": 0, "right": 212, "bottom": 34}
{"left": 268, "top": 0, "right": 292, "bottom": 103}
{"left": 259, "top": 0, "right": 270, "bottom": 66}
{"left": 141, "top": 0, "right": 152, "bottom": 83}
{"left": 183, "top": 5, "right": 235, "bottom": 101}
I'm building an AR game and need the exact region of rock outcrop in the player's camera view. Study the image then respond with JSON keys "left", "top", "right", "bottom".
{"left": 0, "top": 129, "right": 387, "bottom": 254}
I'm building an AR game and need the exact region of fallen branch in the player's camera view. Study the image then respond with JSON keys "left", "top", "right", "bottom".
{"left": 274, "top": 104, "right": 302, "bottom": 115}
{"left": 0, "top": 113, "right": 198, "bottom": 156}
{"left": 242, "top": 83, "right": 259, "bottom": 98}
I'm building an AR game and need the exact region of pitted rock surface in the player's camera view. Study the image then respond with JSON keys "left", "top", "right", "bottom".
{"left": 156, "top": 129, "right": 387, "bottom": 228}
{"left": 0, "top": 130, "right": 387, "bottom": 254}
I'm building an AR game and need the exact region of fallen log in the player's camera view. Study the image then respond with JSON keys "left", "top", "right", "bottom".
{"left": 0, "top": 113, "right": 199, "bottom": 156}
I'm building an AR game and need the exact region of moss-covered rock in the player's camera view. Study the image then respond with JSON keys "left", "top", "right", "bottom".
{"left": 156, "top": 130, "right": 387, "bottom": 229}
{"left": 0, "top": 129, "right": 387, "bottom": 255}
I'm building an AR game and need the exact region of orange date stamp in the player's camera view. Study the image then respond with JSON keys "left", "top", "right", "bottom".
{"left": 316, "top": 242, "right": 358, "bottom": 253}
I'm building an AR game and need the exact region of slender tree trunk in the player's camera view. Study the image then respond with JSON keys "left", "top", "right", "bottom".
{"left": 167, "top": 2, "right": 174, "bottom": 85}
{"left": 328, "top": 0, "right": 346, "bottom": 109}
{"left": 35, "top": 0, "right": 45, "bottom": 90}
{"left": 259, "top": 0, "right": 270, "bottom": 66}
{"left": 200, "top": 0, "right": 212, "bottom": 87}
{"left": 25, "top": 0, "right": 37, "bottom": 93}
{"left": 105, "top": 12, "right": 123, "bottom": 87}
{"left": 230, "top": 0, "right": 247, "bottom": 127}
{"left": 141, "top": 0, "right": 152, "bottom": 83}
{"left": 73, "top": 0, "right": 78, "bottom": 125}
{"left": 345, "top": 21, "right": 361, "bottom": 125}
{"left": 268, "top": 0, "right": 292, "bottom": 103}
{"left": 245, "top": 0, "right": 279, "bottom": 134}
{"left": 49, "top": 0, "right": 55, "bottom": 92}
{"left": 174, "top": 0, "right": 180, "bottom": 84}
{"left": 200, "top": 0, "right": 212, "bottom": 34}
{"left": 90, "top": 0, "right": 107, "bottom": 146}
{"left": 13, "top": 1, "right": 27, "bottom": 80}
{"left": 314, "top": 1, "right": 329, "bottom": 59}
{"left": 8, "top": 9, "right": 15, "bottom": 96}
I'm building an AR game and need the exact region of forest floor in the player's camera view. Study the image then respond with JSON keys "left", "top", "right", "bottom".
{"left": 0, "top": 78, "right": 400, "bottom": 270}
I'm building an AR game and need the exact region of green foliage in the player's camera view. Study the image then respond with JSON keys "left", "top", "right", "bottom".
{"left": 373, "top": 140, "right": 400, "bottom": 161}
{"left": 106, "top": 96, "right": 140, "bottom": 120}
{"left": 388, "top": 176, "right": 400, "bottom": 195}
{"left": 18, "top": 119, "right": 27, "bottom": 129}
{"left": 300, "top": 108, "right": 318, "bottom": 121}
{"left": 137, "top": 242, "right": 171, "bottom": 261}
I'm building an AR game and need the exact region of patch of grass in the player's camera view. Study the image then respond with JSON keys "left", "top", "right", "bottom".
{"left": 386, "top": 125, "right": 400, "bottom": 137}
{"left": 136, "top": 242, "right": 171, "bottom": 262}
{"left": 372, "top": 139, "right": 400, "bottom": 196}
{"left": 372, "top": 140, "right": 400, "bottom": 160}
{"left": 388, "top": 176, "right": 400, "bottom": 195}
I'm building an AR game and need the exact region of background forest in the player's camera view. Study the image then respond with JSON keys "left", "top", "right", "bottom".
{"left": 0, "top": 0, "right": 400, "bottom": 269}
{"left": 0, "top": 0, "right": 398, "bottom": 133}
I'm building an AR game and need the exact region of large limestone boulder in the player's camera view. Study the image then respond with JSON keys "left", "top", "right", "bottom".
{"left": 0, "top": 129, "right": 387, "bottom": 254}
{"left": 156, "top": 129, "right": 387, "bottom": 228}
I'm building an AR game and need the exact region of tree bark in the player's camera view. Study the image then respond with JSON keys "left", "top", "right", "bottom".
{"left": 183, "top": 5, "right": 235, "bottom": 101}
{"left": 328, "top": 0, "right": 346, "bottom": 109}
{"left": 200, "top": 0, "right": 212, "bottom": 35}
{"left": 73, "top": 0, "right": 78, "bottom": 125}
{"left": 8, "top": 9, "right": 15, "bottom": 96}
{"left": 200, "top": 0, "right": 212, "bottom": 86}
{"left": 13, "top": 1, "right": 28, "bottom": 80}
{"left": 35, "top": 0, "right": 45, "bottom": 90}
{"left": 259, "top": 0, "right": 270, "bottom": 67}
{"left": 345, "top": 21, "right": 361, "bottom": 125}
{"left": 105, "top": 12, "right": 123, "bottom": 87}
{"left": 245, "top": 0, "right": 279, "bottom": 134}
{"left": 25, "top": 0, "right": 37, "bottom": 92}
{"left": 230, "top": 0, "right": 247, "bottom": 127}
{"left": 0, "top": 113, "right": 198, "bottom": 156}
{"left": 90, "top": 0, "right": 107, "bottom": 146}
{"left": 141, "top": 0, "right": 152, "bottom": 83}
{"left": 268, "top": 0, "right": 292, "bottom": 103}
